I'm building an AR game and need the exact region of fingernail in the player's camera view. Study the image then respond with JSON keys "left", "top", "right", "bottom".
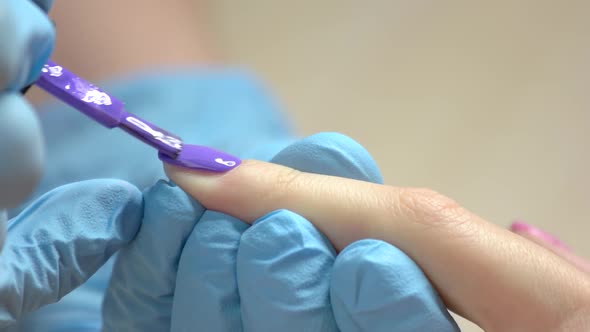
{"left": 510, "top": 221, "right": 570, "bottom": 251}
{"left": 159, "top": 144, "right": 241, "bottom": 173}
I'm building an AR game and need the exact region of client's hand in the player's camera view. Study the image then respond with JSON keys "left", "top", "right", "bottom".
{"left": 102, "top": 133, "right": 458, "bottom": 332}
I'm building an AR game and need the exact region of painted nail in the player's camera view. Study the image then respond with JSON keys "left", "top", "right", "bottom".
{"left": 158, "top": 144, "right": 241, "bottom": 173}
{"left": 510, "top": 221, "right": 570, "bottom": 251}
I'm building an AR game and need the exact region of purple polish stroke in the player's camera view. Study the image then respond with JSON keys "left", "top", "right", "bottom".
{"left": 158, "top": 145, "right": 241, "bottom": 172}
{"left": 35, "top": 60, "right": 241, "bottom": 172}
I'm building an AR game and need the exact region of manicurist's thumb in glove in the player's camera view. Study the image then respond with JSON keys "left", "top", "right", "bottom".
{"left": 0, "top": 180, "right": 142, "bottom": 329}
{"left": 164, "top": 137, "right": 590, "bottom": 332}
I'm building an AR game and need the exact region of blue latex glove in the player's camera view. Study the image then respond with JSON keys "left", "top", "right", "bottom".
{"left": 11, "top": 70, "right": 293, "bottom": 331}
{"left": 0, "top": 0, "right": 54, "bottom": 225}
{"left": 0, "top": 179, "right": 142, "bottom": 330}
{"left": 103, "top": 133, "right": 459, "bottom": 331}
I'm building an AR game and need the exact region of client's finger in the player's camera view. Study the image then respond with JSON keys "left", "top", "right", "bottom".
{"left": 165, "top": 160, "right": 590, "bottom": 331}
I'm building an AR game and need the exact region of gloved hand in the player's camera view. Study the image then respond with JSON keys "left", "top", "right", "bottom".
{"left": 103, "top": 133, "right": 459, "bottom": 331}
{"left": 10, "top": 69, "right": 293, "bottom": 331}
{"left": 0, "top": 179, "right": 142, "bottom": 330}
{"left": 0, "top": 0, "right": 55, "bottom": 224}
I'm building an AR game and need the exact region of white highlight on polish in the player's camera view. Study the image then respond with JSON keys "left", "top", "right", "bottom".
{"left": 125, "top": 116, "right": 182, "bottom": 149}
{"left": 215, "top": 158, "right": 237, "bottom": 167}
{"left": 42, "top": 65, "right": 63, "bottom": 77}
{"left": 81, "top": 90, "right": 113, "bottom": 106}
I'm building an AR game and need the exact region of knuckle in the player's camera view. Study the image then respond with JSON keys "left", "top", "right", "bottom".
{"left": 262, "top": 167, "right": 303, "bottom": 204}
{"left": 396, "top": 187, "right": 472, "bottom": 229}
{"left": 275, "top": 167, "right": 302, "bottom": 190}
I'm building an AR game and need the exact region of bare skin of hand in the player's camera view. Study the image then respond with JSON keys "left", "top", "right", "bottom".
{"left": 165, "top": 160, "right": 590, "bottom": 332}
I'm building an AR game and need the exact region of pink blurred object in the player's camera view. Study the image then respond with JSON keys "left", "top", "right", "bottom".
{"left": 510, "top": 221, "right": 570, "bottom": 251}
{"left": 511, "top": 221, "right": 590, "bottom": 273}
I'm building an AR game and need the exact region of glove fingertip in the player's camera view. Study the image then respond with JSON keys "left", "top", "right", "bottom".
{"left": 331, "top": 239, "right": 459, "bottom": 332}
{"left": 271, "top": 132, "right": 383, "bottom": 184}
{"left": 142, "top": 179, "right": 203, "bottom": 219}
{"left": 32, "top": 0, "right": 53, "bottom": 12}
{"left": 245, "top": 209, "right": 334, "bottom": 253}
{"left": 99, "top": 179, "right": 144, "bottom": 243}
{"left": 25, "top": 33, "right": 54, "bottom": 86}
{"left": 0, "top": 94, "right": 43, "bottom": 208}
{"left": 0, "top": 0, "right": 55, "bottom": 90}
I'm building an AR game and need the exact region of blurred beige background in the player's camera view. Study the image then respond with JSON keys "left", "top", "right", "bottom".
{"left": 206, "top": 1, "right": 590, "bottom": 330}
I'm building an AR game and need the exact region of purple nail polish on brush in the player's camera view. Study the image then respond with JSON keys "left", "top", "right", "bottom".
{"left": 35, "top": 60, "right": 240, "bottom": 172}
